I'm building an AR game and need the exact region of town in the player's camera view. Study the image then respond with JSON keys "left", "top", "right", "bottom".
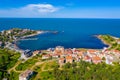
{"left": 25, "top": 46, "right": 120, "bottom": 65}
{"left": 42, "top": 46, "right": 120, "bottom": 65}
{"left": 18, "top": 46, "right": 120, "bottom": 80}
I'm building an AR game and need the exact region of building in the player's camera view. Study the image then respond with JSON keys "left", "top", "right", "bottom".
{"left": 65, "top": 49, "right": 73, "bottom": 55}
{"left": 7, "top": 30, "right": 12, "bottom": 34}
{"left": 66, "top": 56, "right": 73, "bottom": 63}
{"left": 105, "top": 55, "right": 113, "bottom": 64}
{"left": 92, "top": 56, "right": 102, "bottom": 64}
{"left": 117, "top": 39, "right": 120, "bottom": 44}
{"left": 59, "top": 58, "right": 66, "bottom": 64}
{"left": 54, "top": 46, "right": 64, "bottom": 54}
{"left": 19, "top": 70, "right": 33, "bottom": 80}
{"left": 77, "top": 51, "right": 84, "bottom": 58}
{"left": 33, "top": 50, "right": 41, "bottom": 56}
{"left": 42, "top": 54, "right": 51, "bottom": 59}
{"left": 24, "top": 49, "right": 33, "bottom": 57}
{"left": 52, "top": 54, "right": 60, "bottom": 58}
{"left": 83, "top": 55, "right": 91, "bottom": 62}
{"left": 47, "top": 48, "right": 54, "bottom": 52}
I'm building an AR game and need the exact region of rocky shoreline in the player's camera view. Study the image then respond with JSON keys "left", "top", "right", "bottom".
{"left": 9, "top": 30, "right": 59, "bottom": 52}
{"left": 95, "top": 35, "right": 113, "bottom": 49}
{"left": 20, "top": 31, "right": 44, "bottom": 39}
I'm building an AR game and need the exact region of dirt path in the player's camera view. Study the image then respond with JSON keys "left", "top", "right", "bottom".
{"left": 33, "top": 60, "right": 55, "bottom": 79}
{"left": 31, "top": 61, "right": 44, "bottom": 70}
{"left": 8, "top": 61, "right": 23, "bottom": 73}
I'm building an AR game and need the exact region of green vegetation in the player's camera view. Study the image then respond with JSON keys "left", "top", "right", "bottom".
{"left": 99, "top": 35, "right": 120, "bottom": 50}
{"left": 44, "top": 61, "right": 58, "bottom": 70}
{"left": 37, "top": 61, "right": 120, "bottom": 80}
{"left": 1, "top": 48, "right": 120, "bottom": 80}
{"left": 30, "top": 60, "right": 58, "bottom": 80}
{"left": 19, "top": 30, "right": 37, "bottom": 37}
{"left": 40, "top": 71, "right": 54, "bottom": 80}
{"left": 0, "top": 48, "right": 20, "bottom": 79}
{"left": 9, "top": 71, "right": 20, "bottom": 80}
{"left": 33, "top": 64, "right": 43, "bottom": 72}
{"left": 1, "top": 34, "right": 120, "bottom": 80}
{"left": 99, "top": 35, "right": 115, "bottom": 44}
{"left": 16, "top": 57, "right": 38, "bottom": 71}
{"left": 12, "top": 28, "right": 37, "bottom": 38}
{"left": 0, "top": 28, "right": 37, "bottom": 44}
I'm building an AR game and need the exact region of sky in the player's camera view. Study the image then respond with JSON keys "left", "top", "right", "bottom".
{"left": 0, "top": 0, "right": 120, "bottom": 18}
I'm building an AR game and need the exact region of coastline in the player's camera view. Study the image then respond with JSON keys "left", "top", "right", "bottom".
{"left": 20, "top": 30, "right": 44, "bottom": 39}
{"left": 16, "top": 34, "right": 110, "bottom": 52}
{"left": 13, "top": 30, "right": 58, "bottom": 52}
{"left": 95, "top": 35, "right": 111, "bottom": 48}
{"left": 5, "top": 30, "right": 45, "bottom": 53}
{"left": 3, "top": 28, "right": 114, "bottom": 52}
{"left": 15, "top": 31, "right": 45, "bottom": 50}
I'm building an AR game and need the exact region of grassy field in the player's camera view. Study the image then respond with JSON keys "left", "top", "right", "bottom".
{"left": 98, "top": 35, "right": 120, "bottom": 50}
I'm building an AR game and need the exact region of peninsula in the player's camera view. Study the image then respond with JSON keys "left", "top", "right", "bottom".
{"left": 97, "top": 35, "right": 120, "bottom": 50}
{"left": 0, "top": 28, "right": 44, "bottom": 47}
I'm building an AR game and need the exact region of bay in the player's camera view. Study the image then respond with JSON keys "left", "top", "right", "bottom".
{"left": 0, "top": 18, "right": 120, "bottom": 50}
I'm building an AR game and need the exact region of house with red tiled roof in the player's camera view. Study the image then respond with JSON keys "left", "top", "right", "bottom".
{"left": 77, "top": 51, "right": 84, "bottom": 58}
{"left": 92, "top": 56, "right": 102, "bottom": 64}
{"left": 88, "top": 49, "right": 101, "bottom": 57}
{"left": 104, "top": 50, "right": 112, "bottom": 54}
{"left": 112, "top": 50, "right": 120, "bottom": 54}
{"left": 98, "top": 52, "right": 105, "bottom": 58}
{"left": 33, "top": 50, "right": 41, "bottom": 56}
{"left": 54, "top": 46, "right": 65, "bottom": 55}
{"left": 42, "top": 54, "right": 51, "bottom": 59}
{"left": 74, "top": 49, "right": 81, "bottom": 54}
{"left": 87, "top": 49, "right": 97, "bottom": 53}
{"left": 75, "top": 56, "right": 81, "bottom": 62}
{"left": 65, "top": 49, "right": 73, "bottom": 55}
{"left": 51, "top": 54, "right": 60, "bottom": 58}
{"left": 59, "top": 58, "right": 66, "bottom": 64}
{"left": 72, "top": 53, "right": 77, "bottom": 58}
{"left": 83, "top": 55, "right": 91, "bottom": 62}
{"left": 66, "top": 56, "right": 73, "bottom": 63}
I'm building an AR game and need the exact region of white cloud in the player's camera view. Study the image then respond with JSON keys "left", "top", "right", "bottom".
{"left": 22, "top": 4, "right": 59, "bottom": 13}
{"left": 0, "top": 4, "right": 60, "bottom": 17}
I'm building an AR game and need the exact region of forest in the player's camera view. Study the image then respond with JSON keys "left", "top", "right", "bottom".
{"left": 0, "top": 48, "right": 20, "bottom": 79}
{"left": 40, "top": 60, "right": 120, "bottom": 80}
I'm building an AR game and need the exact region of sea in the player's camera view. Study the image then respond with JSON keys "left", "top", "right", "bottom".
{"left": 0, "top": 18, "right": 120, "bottom": 50}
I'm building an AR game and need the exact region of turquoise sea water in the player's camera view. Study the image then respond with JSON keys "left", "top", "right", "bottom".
{"left": 0, "top": 18, "right": 120, "bottom": 50}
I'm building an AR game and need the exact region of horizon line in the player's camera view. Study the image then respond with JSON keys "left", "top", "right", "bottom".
{"left": 0, "top": 17, "right": 120, "bottom": 19}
